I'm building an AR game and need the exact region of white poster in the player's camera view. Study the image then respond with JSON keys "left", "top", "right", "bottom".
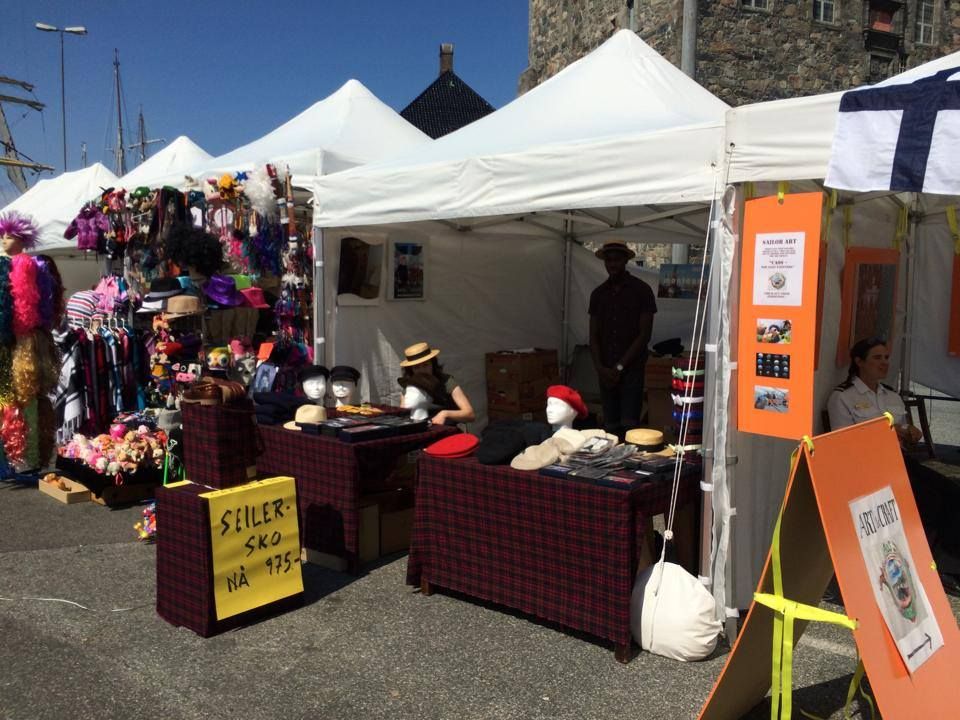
{"left": 752, "top": 231, "right": 805, "bottom": 307}
{"left": 849, "top": 486, "right": 943, "bottom": 673}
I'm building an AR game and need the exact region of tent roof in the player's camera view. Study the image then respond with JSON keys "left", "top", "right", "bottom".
{"left": 1, "top": 163, "right": 120, "bottom": 252}
{"left": 313, "top": 30, "right": 729, "bottom": 228}
{"left": 192, "top": 79, "right": 429, "bottom": 186}
{"left": 118, "top": 135, "right": 212, "bottom": 189}
{"left": 726, "top": 49, "right": 960, "bottom": 185}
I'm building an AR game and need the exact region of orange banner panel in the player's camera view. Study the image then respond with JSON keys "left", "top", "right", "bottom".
{"left": 738, "top": 193, "right": 823, "bottom": 440}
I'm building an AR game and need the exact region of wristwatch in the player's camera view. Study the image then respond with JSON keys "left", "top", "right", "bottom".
{"left": 615, "top": 363, "right": 624, "bottom": 372}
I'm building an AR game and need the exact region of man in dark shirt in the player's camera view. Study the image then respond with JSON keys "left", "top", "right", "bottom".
{"left": 588, "top": 240, "right": 657, "bottom": 439}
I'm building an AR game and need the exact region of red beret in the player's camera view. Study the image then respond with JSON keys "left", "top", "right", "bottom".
{"left": 546, "top": 385, "right": 588, "bottom": 418}
{"left": 424, "top": 433, "right": 479, "bottom": 458}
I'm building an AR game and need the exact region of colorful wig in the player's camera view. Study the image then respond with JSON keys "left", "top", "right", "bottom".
{"left": 10, "top": 253, "right": 40, "bottom": 337}
{"left": 33, "top": 256, "right": 54, "bottom": 330}
{"left": 0, "top": 404, "right": 27, "bottom": 465}
{"left": 11, "top": 333, "right": 40, "bottom": 405}
{"left": 35, "top": 255, "right": 66, "bottom": 328}
{"left": 0, "top": 211, "right": 40, "bottom": 249}
{"left": 32, "top": 331, "right": 61, "bottom": 395}
{"left": 0, "top": 257, "right": 11, "bottom": 345}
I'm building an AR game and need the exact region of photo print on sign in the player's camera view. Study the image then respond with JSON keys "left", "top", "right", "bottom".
{"left": 757, "top": 318, "right": 792, "bottom": 344}
{"left": 753, "top": 385, "right": 789, "bottom": 413}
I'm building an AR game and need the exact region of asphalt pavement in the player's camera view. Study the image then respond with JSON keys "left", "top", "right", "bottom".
{"left": 2, "top": 479, "right": 957, "bottom": 720}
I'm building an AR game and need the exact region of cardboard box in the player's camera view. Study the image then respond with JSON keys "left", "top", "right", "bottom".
{"left": 38, "top": 477, "right": 91, "bottom": 504}
{"left": 358, "top": 502, "right": 380, "bottom": 565}
{"left": 380, "top": 507, "right": 414, "bottom": 555}
{"left": 645, "top": 356, "right": 676, "bottom": 390}
{"left": 486, "top": 349, "right": 559, "bottom": 383}
{"left": 300, "top": 548, "right": 348, "bottom": 572}
{"left": 487, "top": 408, "right": 549, "bottom": 424}
{"left": 486, "top": 389, "right": 548, "bottom": 414}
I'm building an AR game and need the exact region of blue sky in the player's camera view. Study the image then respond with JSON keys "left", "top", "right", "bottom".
{"left": 0, "top": 1, "right": 529, "bottom": 203}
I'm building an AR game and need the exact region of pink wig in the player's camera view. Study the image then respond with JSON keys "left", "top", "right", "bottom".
{"left": 10, "top": 253, "right": 40, "bottom": 336}
{"left": 0, "top": 211, "right": 39, "bottom": 249}
{"left": 1, "top": 404, "right": 27, "bottom": 465}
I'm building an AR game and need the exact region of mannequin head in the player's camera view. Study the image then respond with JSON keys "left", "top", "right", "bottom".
{"left": 546, "top": 397, "right": 577, "bottom": 432}
{"left": 329, "top": 365, "right": 360, "bottom": 407}
{"left": 545, "top": 385, "right": 587, "bottom": 432}
{"left": 0, "top": 211, "right": 39, "bottom": 257}
{"left": 402, "top": 385, "right": 431, "bottom": 421}
{"left": 298, "top": 365, "right": 330, "bottom": 404}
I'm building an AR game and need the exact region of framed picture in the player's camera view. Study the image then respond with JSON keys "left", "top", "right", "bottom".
{"left": 387, "top": 239, "right": 427, "bottom": 301}
{"left": 336, "top": 234, "right": 385, "bottom": 307}
{"left": 836, "top": 247, "right": 900, "bottom": 366}
{"left": 657, "top": 263, "right": 707, "bottom": 300}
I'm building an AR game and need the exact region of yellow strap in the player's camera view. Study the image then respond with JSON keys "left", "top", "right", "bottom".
{"left": 754, "top": 594, "right": 858, "bottom": 629}
{"left": 842, "top": 206, "right": 852, "bottom": 249}
{"left": 947, "top": 206, "right": 960, "bottom": 255}
{"left": 822, "top": 190, "right": 837, "bottom": 245}
{"left": 883, "top": 411, "right": 894, "bottom": 427}
{"left": 778, "top": 181, "right": 790, "bottom": 203}
{"left": 745, "top": 182, "right": 756, "bottom": 201}
{"left": 893, "top": 206, "right": 908, "bottom": 251}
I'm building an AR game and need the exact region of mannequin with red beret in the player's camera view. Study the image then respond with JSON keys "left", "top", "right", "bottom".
{"left": 545, "top": 385, "right": 588, "bottom": 433}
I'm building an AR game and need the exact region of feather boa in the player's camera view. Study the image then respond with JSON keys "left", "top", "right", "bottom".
{"left": 0, "top": 257, "right": 11, "bottom": 345}
{"left": 10, "top": 254, "right": 40, "bottom": 337}
{"left": 244, "top": 166, "right": 278, "bottom": 217}
{"left": 11, "top": 333, "right": 40, "bottom": 405}
{"left": 0, "top": 404, "right": 27, "bottom": 465}
{"left": 0, "top": 346, "right": 12, "bottom": 405}
{"left": 34, "top": 256, "right": 54, "bottom": 330}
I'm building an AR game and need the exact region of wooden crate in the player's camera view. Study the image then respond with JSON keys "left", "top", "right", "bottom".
{"left": 38, "top": 477, "right": 91, "bottom": 504}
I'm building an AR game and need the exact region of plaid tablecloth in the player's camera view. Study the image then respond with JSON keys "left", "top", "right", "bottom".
{"left": 155, "top": 481, "right": 302, "bottom": 637}
{"left": 257, "top": 423, "right": 458, "bottom": 573}
{"left": 407, "top": 456, "right": 700, "bottom": 648}
{"left": 182, "top": 400, "right": 261, "bottom": 489}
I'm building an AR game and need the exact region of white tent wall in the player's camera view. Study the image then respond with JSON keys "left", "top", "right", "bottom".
{"left": 912, "top": 213, "right": 960, "bottom": 399}
{"left": 722, "top": 183, "right": 920, "bottom": 611}
{"left": 317, "top": 222, "right": 700, "bottom": 428}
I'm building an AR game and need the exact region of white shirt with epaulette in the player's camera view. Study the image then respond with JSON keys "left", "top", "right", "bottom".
{"left": 827, "top": 375, "right": 906, "bottom": 430}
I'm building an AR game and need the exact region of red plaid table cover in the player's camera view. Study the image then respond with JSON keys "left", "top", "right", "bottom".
{"left": 407, "top": 456, "right": 700, "bottom": 648}
{"left": 181, "top": 400, "right": 262, "bottom": 489}
{"left": 257, "top": 423, "right": 458, "bottom": 572}
{"left": 155, "top": 481, "right": 302, "bottom": 637}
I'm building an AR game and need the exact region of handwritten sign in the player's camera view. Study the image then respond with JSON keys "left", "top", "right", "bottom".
{"left": 201, "top": 476, "right": 303, "bottom": 620}
{"left": 849, "top": 486, "right": 942, "bottom": 673}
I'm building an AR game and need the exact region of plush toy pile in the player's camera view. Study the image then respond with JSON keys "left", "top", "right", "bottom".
{"left": 58, "top": 425, "right": 168, "bottom": 478}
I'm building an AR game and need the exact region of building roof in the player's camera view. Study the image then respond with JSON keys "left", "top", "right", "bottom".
{"left": 400, "top": 70, "right": 495, "bottom": 139}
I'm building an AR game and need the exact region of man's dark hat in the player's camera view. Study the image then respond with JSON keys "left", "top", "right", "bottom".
{"left": 297, "top": 365, "right": 330, "bottom": 384}
{"left": 330, "top": 365, "right": 361, "bottom": 383}
{"left": 145, "top": 277, "right": 184, "bottom": 301}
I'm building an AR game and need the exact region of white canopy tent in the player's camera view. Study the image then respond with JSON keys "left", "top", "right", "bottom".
{"left": 711, "top": 51, "right": 960, "bottom": 621}
{"left": 310, "top": 30, "right": 728, "bottom": 417}
{"left": 117, "top": 135, "right": 212, "bottom": 190}
{"left": 0, "top": 163, "right": 120, "bottom": 253}
{"left": 173, "top": 79, "right": 431, "bottom": 190}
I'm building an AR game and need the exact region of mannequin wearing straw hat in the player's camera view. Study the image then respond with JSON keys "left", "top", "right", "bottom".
{"left": 589, "top": 240, "right": 657, "bottom": 439}
{"left": 398, "top": 342, "right": 475, "bottom": 426}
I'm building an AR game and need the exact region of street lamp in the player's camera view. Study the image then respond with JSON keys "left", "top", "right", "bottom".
{"left": 35, "top": 22, "right": 87, "bottom": 172}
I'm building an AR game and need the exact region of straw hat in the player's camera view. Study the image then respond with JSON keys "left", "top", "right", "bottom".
{"left": 283, "top": 404, "right": 328, "bottom": 431}
{"left": 595, "top": 240, "right": 636, "bottom": 260}
{"left": 164, "top": 295, "right": 203, "bottom": 318}
{"left": 399, "top": 342, "right": 440, "bottom": 367}
{"left": 625, "top": 428, "right": 665, "bottom": 451}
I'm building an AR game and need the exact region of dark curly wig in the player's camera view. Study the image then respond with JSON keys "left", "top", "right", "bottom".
{"left": 164, "top": 223, "right": 224, "bottom": 277}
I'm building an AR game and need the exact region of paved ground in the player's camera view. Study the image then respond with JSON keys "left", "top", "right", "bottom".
{"left": 1, "top": 480, "right": 958, "bottom": 720}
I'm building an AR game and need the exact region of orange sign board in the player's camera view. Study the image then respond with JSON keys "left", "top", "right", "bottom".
{"left": 699, "top": 418, "right": 960, "bottom": 720}
{"left": 738, "top": 193, "right": 823, "bottom": 439}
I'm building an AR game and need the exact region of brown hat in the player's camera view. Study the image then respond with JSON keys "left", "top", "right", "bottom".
{"left": 595, "top": 240, "right": 636, "bottom": 260}
{"left": 164, "top": 294, "right": 203, "bottom": 318}
{"left": 399, "top": 341, "right": 440, "bottom": 367}
{"left": 283, "top": 404, "right": 328, "bottom": 431}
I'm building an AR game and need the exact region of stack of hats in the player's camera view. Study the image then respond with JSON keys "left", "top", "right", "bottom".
{"left": 424, "top": 433, "right": 479, "bottom": 458}
{"left": 624, "top": 428, "right": 665, "bottom": 453}
{"left": 202, "top": 274, "right": 244, "bottom": 307}
{"left": 671, "top": 352, "right": 705, "bottom": 451}
{"left": 139, "top": 277, "right": 184, "bottom": 314}
{"left": 283, "top": 404, "right": 328, "bottom": 431}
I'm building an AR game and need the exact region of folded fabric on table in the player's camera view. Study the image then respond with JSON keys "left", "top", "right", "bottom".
{"left": 476, "top": 420, "right": 552, "bottom": 465}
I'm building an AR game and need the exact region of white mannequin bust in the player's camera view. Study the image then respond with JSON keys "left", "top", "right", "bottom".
{"left": 546, "top": 397, "right": 577, "bottom": 433}
{"left": 332, "top": 380, "right": 357, "bottom": 407}
{"left": 302, "top": 376, "right": 327, "bottom": 404}
{"left": 403, "top": 385, "right": 431, "bottom": 421}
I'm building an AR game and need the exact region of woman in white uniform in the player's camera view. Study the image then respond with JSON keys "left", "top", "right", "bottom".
{"left": 827, "top": 337, "right": 922, "bottom": 445}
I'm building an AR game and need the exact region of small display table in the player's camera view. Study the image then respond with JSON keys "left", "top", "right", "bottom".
{"left": 257, "top": 423, "right": 458, "bottom": 573}
{"left": 407, "top": 455, "right": 700, "bottom": 662}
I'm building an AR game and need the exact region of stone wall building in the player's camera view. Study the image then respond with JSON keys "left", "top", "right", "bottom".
{"left": 520, "top": 1, "right": 960, "bottom": 105}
